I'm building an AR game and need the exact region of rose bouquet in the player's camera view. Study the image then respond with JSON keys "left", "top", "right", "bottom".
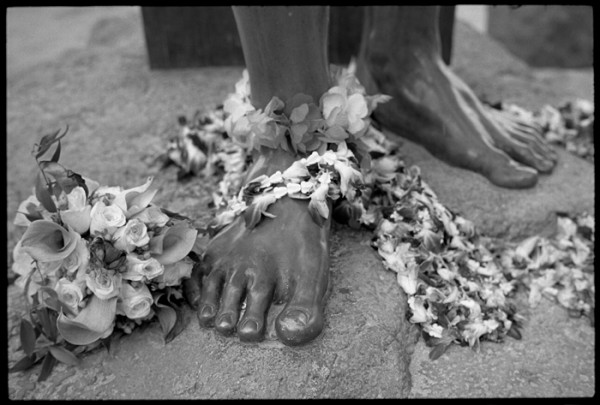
{"left": 10, "top": 129, "right": 199, "bottom": 381}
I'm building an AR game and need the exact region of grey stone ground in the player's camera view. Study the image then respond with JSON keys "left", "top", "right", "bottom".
{"left": 6, "top": 7, "right": 594, "bottom": 399}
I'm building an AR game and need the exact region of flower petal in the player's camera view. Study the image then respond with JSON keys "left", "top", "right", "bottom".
{"left": 20, "top": 220, "right": 79, "bottom": 262}
{"left": 150, "top": 224, "right": 198, "bottom": 265}
{"left": 56, "top": 295, "right": 117, "bottom": 346}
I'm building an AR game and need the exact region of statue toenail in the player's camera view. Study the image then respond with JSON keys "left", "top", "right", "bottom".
{"left": 200, "top": 305, "right": 215, "bottom": 318}
{"left": 281, "top": 309, "right": 308, "bottom": 328}
{"left": 217, "top": 313, "right": 233, "bottom": 328}
{"left": 239, "top": 319, "right": 260, "bottom": 334}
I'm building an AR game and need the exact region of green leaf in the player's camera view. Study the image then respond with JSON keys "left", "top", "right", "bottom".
{"left": 160, "top": 208, "right": 191, "bottom": 221}
{"left": 35, "top": 172, "right": 57, "bottom": 213}
{"left": 50, "top": 140, "right": 62, "bottom": 163}
{"left": 38, "top": 287, "right": 61, "bottom": 312}
{"left": 506, "top": 325, "right": 522, "bottom": 340}
{"left": 156, "top": 306, "right": 177, "bottom": 339}
{"left": 34, "top": 128, "right": 68, "bottom": 160}
{"left": 165, "top": 305, "right": 191, "bottom": 344}
{"left": 20, "top": 318, "right": 37, "bottom": 357}
{"left": 9, "top": 355, "right": 39, "bottom": 373}
{"left": 429, "top": 343, "right": 450, "bottom": 360}
{"left": 38, "top": 353, "right": 57, "bottom": 382}
{"left": 182, "top": 267, "right": 202, "bottom": 309}
{"left": 36, "top": 307, "right": 58, "bottom": 342}
{"left": 48, "top": 346, "right": 81, "bottom": 366}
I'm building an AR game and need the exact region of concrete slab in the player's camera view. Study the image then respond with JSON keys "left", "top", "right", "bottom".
{"left": 6, "top": 7, "right": 594, "bottom": 399}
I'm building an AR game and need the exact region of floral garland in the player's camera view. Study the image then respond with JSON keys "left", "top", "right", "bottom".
{"left": 161, "top": 66, "right": 595, "bottom": 359}
{"left": 10, "top": 130, "right": 199, "bottom": 381}
{"left": 205, "top": 63, "right": 391, "bottom": 231}
{"left": 222, "top": 68, "right": 391, "bottom": 154}
{"left": 486, "top": 98, "right": 594, "bottom": 163}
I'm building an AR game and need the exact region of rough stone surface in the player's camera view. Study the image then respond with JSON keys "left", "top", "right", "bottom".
{"left": 6, "top": 7, "right": 594, "bottom": 399}
{"left": 8, "top": 229, "right": 414, "bottom": 399}
{"left": 7, "top": 8, "right": 413, "bottom": 399}
{"left": 409, "top": 295, "right": 595, "bottom": 398}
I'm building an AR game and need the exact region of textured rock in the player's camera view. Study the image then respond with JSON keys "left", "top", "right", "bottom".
{"left": 6, "top": 8, "right": 594, "bottom": 399}
{"left": 8, "top": 229, "right": 414, "bottom": 399}
{"left": 409, "top": 295, "right": 595, "bottom": 398}
{"left": 395, "top": 141, "right": 594, "bottom": 240}
{"left": 7, "top": 9, "right": 413, "bottom": 399}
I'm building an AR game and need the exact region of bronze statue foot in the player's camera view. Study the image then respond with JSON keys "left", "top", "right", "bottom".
{"left": 187, "top": 148, "right": 330, "bottom": 345}
{"left": 356, "top": 51, "right": 556, "bottom": 189}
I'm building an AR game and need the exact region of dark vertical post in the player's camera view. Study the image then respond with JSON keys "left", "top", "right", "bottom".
{"left": 328, "top": 7, "right": 364, "bottom": 65}
{"left": 439, "top": 6, "right": 456, "bottom": 65}
{"left": 141, "top": 7, "right": 244, "bottom": 69}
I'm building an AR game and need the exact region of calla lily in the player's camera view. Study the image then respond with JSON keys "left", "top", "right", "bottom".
{"left": 149, "top": 223, "right": 198, "bottom": 265}
{"left": 156, "top": 257, "right": 194, "bottom": 287}
{"left": 112, "top": 177, "right": 158, "bottom": 218}
{"left": 20, "top": 220, "right": 80, "bottom": 263}
{"left": 61, "top": 206, "right": 92, "bottom": 235}
{"left": 57, "top": 295, "right": 117, "bottom": 346}
{"left": 14, "top": 194, "right": 43, "bottom": 227}
{"left": 130, "top": 205, "right": 170, "bottom": 228}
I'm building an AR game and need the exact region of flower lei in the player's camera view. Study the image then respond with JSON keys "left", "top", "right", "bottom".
{"left": 207, "top": 63, "right": 391, "bottom": 231}
{"left": 486, "top": 98, "right": 594, "bottom": 163}
{"left": 10, "top": 130, "right": 199, "bottom": 381}
{"left": 164, "top": 66, "right": 594, "bottom": 359}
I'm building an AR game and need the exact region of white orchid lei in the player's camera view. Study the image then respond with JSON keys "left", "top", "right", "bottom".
{"left": 10, "top": 130, "right": 199, "bottom": 381}
{"left": 162, "top": 66, "right": 595, "bottom": 359}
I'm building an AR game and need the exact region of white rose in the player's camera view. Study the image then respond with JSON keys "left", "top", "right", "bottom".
{"left": 122, "top": 254, "right": 164, "bottom": 282}
{"left": 61, "top": 237, "right": 90, "bottom": 275}
{"left": 112, "top": 219, "right": 150, "bottom": 253}
{"left": 86, "top": 268, "right": 122, "bottom": 300}
{"left": 117, "top": 281, "right": 153, "bottom": 320}
{"left": 89, "top": 200, "right": 126, "bottom": 237}
{"left": 55, "top": 278, "right": 84, "bottom": 313}
{"left": 60, "top": 187, "right": 92, "bottom": 234}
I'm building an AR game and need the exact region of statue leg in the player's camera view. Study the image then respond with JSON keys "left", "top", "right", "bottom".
{"left": 356, "top": 6, "right": 557, "bottom": 189}
{"left": 187, "top": 6, "right": 332, "bottom": 346}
